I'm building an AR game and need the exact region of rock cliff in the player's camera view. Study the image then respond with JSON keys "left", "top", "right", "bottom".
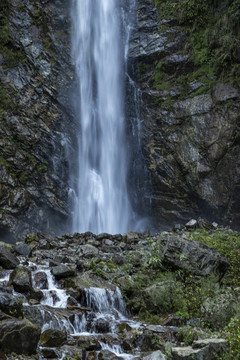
{"left": 128, "top": 0, "right": 240, "bottom": 228}
{"left": 0, "top": 0, "right": 240, "bottom": 240}
{"left": 0, "top": 0, "right": 74, "bottom": 241}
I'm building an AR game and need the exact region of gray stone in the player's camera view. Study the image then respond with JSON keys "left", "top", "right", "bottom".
{"left": 0, "top": 245, "right": 19, "bottom": 269}
{"left": 34, "top": 271, "right": 48, "bottom": 289}
{"left": 141, "top": 350, "right": 166, "bottom": 360}
{"left": 81, "top": 244, "right": 99, "bottom": 258}
{"left": 157, "top": 233, "right": 229, "bottom": 277}
{"left": 0, "top": 292, "right": 23, "bottom": 317}
{"left": 172, "top": 338, "right": 227, "bottom": 359}
{"left": 185, "top": 219, "right": 197, "bottom": 228}
{"left": 14, "top": 243, "right": 32, "bottom": 257}
{"left": 51, "top": 264, "right": 75, "bottom": 279}
{"left": 173, "top": 95, "right": 213, "bottom": 118}
{"left": 213, "top": 82, "right": 239, "bottom": 103}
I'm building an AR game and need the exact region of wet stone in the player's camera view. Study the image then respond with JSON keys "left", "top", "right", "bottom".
{"left": 51, "top": 264, "right": 75, "bottom": 279}
{"left": 41, "top": 348, "right": 58, "bottom": 358}
{"left": 94, "top": 318, "right": 110, "bottom": 333}
{"left": 40, "top": 329, "right": 67, "bottom": 347}
{"left": 34, "top": 271, "right": 48, "bottom": 289}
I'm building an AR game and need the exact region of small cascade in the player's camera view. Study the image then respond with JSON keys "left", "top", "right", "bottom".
{"left": 32, "top": 266, "right": 69, "bottom": 308}
{"left": 99, "top": 342, "right": 135, "bottom": 360}
{"left": 0, "top": 269, "right": 11, "bottom": 284}
{"left": 72, "top": 313, "right": 87, "bottom": 335}
{"left": 8, "top": 256, "right": 144, "bottom": 359}
{"left": 84, "top": 287, "right": 127, "bottom": 316}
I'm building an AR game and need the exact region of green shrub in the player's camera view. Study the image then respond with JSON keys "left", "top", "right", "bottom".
{"left": 176, "top": 326, "right": 203, "bottom": 345}
{"left": 221, "top": 314, "right": 240, "bottom": 359}
{"left": 24, "top": 233, "right": 36, "bottom": 245}
{"left": 201, "top": 287, "right": 237, "bottom": 329}
{"left": 154, "top": 0, "right": 240, "bottom": 81}
{"left": 188, "top": 229, "right": 240, "bottom": 287}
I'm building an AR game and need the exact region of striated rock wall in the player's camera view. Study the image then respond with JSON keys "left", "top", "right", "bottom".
{"left": 0, "top": 0, "right": 74, "bottom": 241}
{"left": 128, "top": 0, "right": 240, "bottom": 228}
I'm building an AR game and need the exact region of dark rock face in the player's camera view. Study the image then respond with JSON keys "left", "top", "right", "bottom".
{"left": 1, "top": 0, "right": 239, "bottom": 238}
{"left": 0, "top": 0, "right": 74, "bottom": 241}
{"left": 128, "top": 0, "right": 240, "bottom": 228}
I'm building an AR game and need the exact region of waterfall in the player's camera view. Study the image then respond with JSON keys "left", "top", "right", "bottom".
{"left": 71, "top": 0, "right": 136, "bottom": 234}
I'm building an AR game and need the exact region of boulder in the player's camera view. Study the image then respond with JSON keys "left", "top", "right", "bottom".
{"left": 98, "top": 349, "right": 122, "bottom": 360}
{"left": 51, "top": 264, "right": 75, "bottom": 279}
{"left": 41, "top": 348, "right": 58, "bottom": 358}
{"left": 0, "top": 318, "right": 41, "bottom": 354}
{"left": 40, "top": 329, "right": 67, "bottom": 347}
{"left": 77, "top": 335, "right": 101, "bottom": 351}
{"left": 94, "top": 318, "right": 110, "bottom": 333}
{"left": 141, "top": 351, "right": 166, "bottom": 360}
{"left": 213, "top": 82, "right": 239, "bottom": 103}
{"left": 185, "top": 219, "right": 197, "bottom": 229}
{"left": 9, "top": 265, "right": 32, "bottom": 294}
{"left": 157, "top": 233, "right": 229, "bottom": 277}
{"left": 0, "top": 245, "right": 19, "bottom": 269}
{"left": 81, "top": 244, "right": 99, "bottom": 258}
{"left": 34, "top": 271, "right": 48, "bottom": 289}
{"left": 172, "top": 338, "right": 227, "bottom": 360}
{"left": 14, "top": 243, "right": 32, "bottom": 257}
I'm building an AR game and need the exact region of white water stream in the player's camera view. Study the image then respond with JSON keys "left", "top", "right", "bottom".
{"left": 30, "top": 264, "right": 141, "bottom": 358}
{"left": 70, "top": 0, "right": 136, "bottom": 234}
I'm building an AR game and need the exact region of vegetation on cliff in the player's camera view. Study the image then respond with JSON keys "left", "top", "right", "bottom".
{"left": 154, "top": 0, "right": 240, "bottom": 82}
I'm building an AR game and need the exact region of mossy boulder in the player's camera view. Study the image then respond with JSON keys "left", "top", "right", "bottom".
{"left": 9, "top": 265, "right": 32, "bottom": 294}
{"left": 0, "top": 318, "right": 41, "bottom": 354}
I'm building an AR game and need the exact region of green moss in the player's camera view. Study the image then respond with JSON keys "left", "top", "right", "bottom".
{"left": 16, "top": 2, "right": 25, "bottom": 12}
{"left": 154, "top": 0, "right": 240, "bottom": 81}
{"left": 0, "top": 155, "right": 11, "bottom": 169}
{"left": 19, "top": 171, "right": 28, "bottom": 183}
{"left": 36, "top": 162, "right": 48, "bottom": 173}
{"left": 0, "top": 0, "right": 27, "bottom": 68}
{"left": 0, "top": 85, "right": 16, "bottom": 115}
{"left": 136, "top": 61, "right": 147, "bottom": 77}
{"left": 24, "top": 233, "right": 36, "bottom": 245}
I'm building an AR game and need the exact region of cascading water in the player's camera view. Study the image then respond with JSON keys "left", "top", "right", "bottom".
{"left": 71, "top": 0, "right": 136, "bottom": 234}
